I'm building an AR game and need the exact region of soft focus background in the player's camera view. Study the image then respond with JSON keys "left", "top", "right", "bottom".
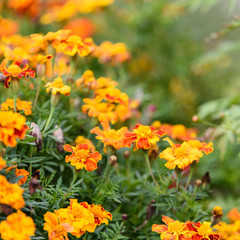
{"left": 1, "top": 0, "right": 240, "bottom": 219}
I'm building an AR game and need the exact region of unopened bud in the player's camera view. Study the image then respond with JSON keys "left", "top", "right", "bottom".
{"left": 146, "top": 200, "right": 156, "bottom": 220}
{"left": 0, "top": 73, "right": 6, "bottom": 83}
{"left": 29, "top": 170, "right": 43, "bottom": 195}
{"left": 122, "top": 214, "right": 127, "bottom": 222}
{"left": 219, "top": 112, "right": 224, "bottom": 118}
{"left": 109, "top": 155, "right": 117, "bottom": 166}
{"left": 30, "top": 122, "right": 42, "bottom": 151}
{"left": 0, "top": 204, "right": 13, "bottom": 215}
{"left": 124, "top": 150, "right": 130, "bottom": 159}
{"left": 192, "top": 115, "right": 199, "bottom": 122}
{"left": 212, "top": 206, "right": 223, "bottom": 225}
{"left": 195, "top": 179, "right": 202, "bottom": 187}
{"left": 36, "top": 64, "right": 46, "bottom": 76}
{"left": 53, "top": 125, "right": 64, "bottom": 152}
{"left": 202, "top": 171, "right": 211, "bottom": 187}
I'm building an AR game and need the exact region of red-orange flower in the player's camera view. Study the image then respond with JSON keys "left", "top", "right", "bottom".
{"left": 185, "top": 221, "right": 220, "bottom": 240}
{"left": 91, "top": 121, "right": 128, "bottom": 153}
{"left": 0, "top": 62, "right": 35, "bottom": 88}
{"left": 124, "top": 124, "right": 165, "bottom": 151}
{"left": 63, "top": 144, "right": 101, "bottom": 171}
{"left": 152, "top": 215, "right": 191, "bottom": 240}
{"left": 228, "top": 208, "right": 240, "bottom": 223}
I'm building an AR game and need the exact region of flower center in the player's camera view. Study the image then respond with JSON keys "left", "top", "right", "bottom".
{"left": 55, "top": 224, "right": 64, "bottom": 234}
{"left": 75, "top": 149, "right": 89, "bottom": 161}
{"left": 168, "top": 221, "right": 184, "bottom": 234}
{"left": 7, "top": 65, "right": 21, "bottom": 75}
{"left": 197, "top": 224, "right": 212, "bottom": 236}
{"left": 134, "top": 125, "right": 152, "bottom": 138}
{"left": 175, "top": 147, "right": 187, "bottom": 159}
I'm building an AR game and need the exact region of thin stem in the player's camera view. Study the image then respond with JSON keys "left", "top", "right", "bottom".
{"left": 143, "top": 151, "right": 161, "bottom": 192}
{"left": 61, "top": 169, "right": 79, "bottom": 206}
{"left": 33, "top": 78, "right": 41, "bottom": 108}
{"left": 43, "top": 103, "right": 55, "bottom": 133}
{"left": 83, "top": 232, "right": 88, "bottom": 240}
{"left": 185, "top": 166, "right": 194, "bottom": 189}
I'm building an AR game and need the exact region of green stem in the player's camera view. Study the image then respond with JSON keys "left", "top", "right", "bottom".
{"left": 61, "top": 169, "right": 79, "bottom": 206}
{"left": 33, "top": 78, "right": 41, "bottom": 108}
{"left": 43, "top": 103, "right": 55, "bottom": 133}
{"left": 83, "top": 232, "right": 88, "bottom": 240}
{"left": 143, "top": 151, "right": 161, "bottom": 192}
{"left": 185, "top": 166, "right": 194, "bottom": 189}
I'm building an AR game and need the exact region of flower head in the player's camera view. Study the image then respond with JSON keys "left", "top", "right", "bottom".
{"left": 63, "top": 144, "right": 101, "bottom": 171}
{"left": 88, "top": 204, "right": 112, "bottom": 226}
{"left": 0, "top": 111, "right": 28, "bottom": 147}
{"left": 1, "top": 98, "right": 32, "bottom": 115}
{"left": 124, "top": 124, "right": 165, "bottom": 151}
{"left": 0, "top": 175, "right": 25, "bottom": 209}
{"left": 46, "top": 76, "right": 71, "bottom": 96}
{"left": 0, "top": 62, "right": 35, "bottom": 88}
{"left": 75, "top": 136, "right": 95, "bottom": 153}
{"left": 159, "top": 138, "right": 209, "bottom": 169}
{"left": 0, "top": 157, "right": 6, "bottom": 170}
{"left": 91, "top": 121, "right": 128, "bottom": 153}
{"left": 0, "top": 210, "right": 35, "bottom": 240}
{"left": 228, "top": 208, "right": 240, "bottom": 223}
{"left": 152, "top": 215, "right": 190, "bottom": 240}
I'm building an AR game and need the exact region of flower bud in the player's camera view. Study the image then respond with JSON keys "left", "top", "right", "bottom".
{"left": 212, "top": 206, "right": 223, "bottom": 225}
{"left": 53, "top": 125, "right": 64, "bottom": 152}
{"left": 30, "top": 122, "right": 42, "bottom": 151}
{"left": 195, "top": 179, "right": 202, "bottom": 187}
{"left": 109, "top": 155, "right": 117, "bottom": 166}
{"left": 0, "top": 73, "right": 6, "bottom": 83}
{"left": 124, "top": 150, "right": 130, "bottom": 159}
{"left": 146, "top": 200, "right": 156, "bottom": 220}
{"left": 122, "top": 214, "right": 127, "bottom": 222}
{"left": 29, "top": 170, "right": 43, "bottom": 195}
{"left": 192, "top": 115, "right": 199, "bottom": 122}
{"left": 202, "top": 171, "right": 211, "bottom": 188}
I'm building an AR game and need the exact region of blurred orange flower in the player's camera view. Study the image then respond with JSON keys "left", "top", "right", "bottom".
{"left": 124, "top": 124, "right": 165, "bottom": 151}
{"left": 0, "top": 62, "right": 35, "bottom": 88}
{"left": 0, "top": 210, "right": 35, "bottom": 240}
{"left": 63, "top": 144, "right": 101, "bottom": 171}
{"left": 1, "top": 98, "right": 32, "bottom": 115}
{"left": 91, "top": 121, "right": 128, "bottom": 152}
{"left": 0, "top": 157, "right": 6, "bottom": 170}
{"left": 0, "top": 175, "right": 25, "bottom": 209}
{"left": 65, "top": 18, "right": 95, "bottom": 39}
{"left": 228, "top": 208, "right": 240, "bottom": 223}
{"left": 7, "top": 166, "right": 29, "bottom": 185}
{"left": 0, "top": 111, "right": 28, "bottom": 147}
{"left": 0, "top": 17, "right": 19, "bottom": 37}
{"left": 75, "top": 136, "right": 96, "bottom": 152}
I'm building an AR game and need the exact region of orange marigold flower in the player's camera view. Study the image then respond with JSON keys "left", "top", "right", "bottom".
{"left": 46, "top": 76, "right": 71, "bottom": 96}
{"left": 228, "top": 208, "right": 240, "bottom": 223}
{"left": 0, "top": 111, "right": 28, "bottom": 147}
{"left": 44, "top": 212, "right": 73, "bottom": 240}
{"left": 0, "top": 210, "right": 35, "bottom": 240}
{"left": 152, "top": 215, "right": 190, "bottom": 240}
{"left": 187, "top": 140, "right": 214, "bottom": 155}
{"left": 214, "top": 221, "right": 239, "bottom": 239}
{"left": 0, "top": 175, "right": 25, "bottom": 209}
{"left": 88, "top": 203, "right": 112, "bottom": 226}
{"left": 75, "top": 136, "right": 96, "bottom": 152}
{"left": 91, "top": 121, "right": 127, "bottom": 153}
{"left": 0, "top": 156, "right": 6, "bottom": 170}
{"left": 0, "top": 62, "right": 35, "bottom": 88}
{"left": 159, "top": 138, "right": 204, "bottom": 169}
{"left": 93, "top": 41, "right": 131, "bottom": 65}
{"left": 0, "top": 17, "right": 19, "bottom": 37}
{"left": 63, "top": 144, "right": 101, "bottom": 171}
{"left": 1, "top": 98, "right": 32, "bottom": 115}
{"left": 65, "top": 18, "right": 95, "bottom": 39}
{"left": 76, "top": 70, "right": 96, "bottom": 89}
{"left": 185, "top": 221, "right": 220, "bottom": 240}
{"left": 124, "top": 124, "right": 165, "bottom": 151}
{"left": 6, "top": 165, "right": 29, "bottom": 185}
{"left": 82, "top": 98, "right": 118, "bottom": 124}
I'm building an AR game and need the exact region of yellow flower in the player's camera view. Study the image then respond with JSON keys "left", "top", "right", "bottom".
{"left": 1, "top": 98, "right": 32, "bottom": 115}
{"left": 159, "top": 138, "right": 203, "bottom": 169}
{"left": 0, "top": 175, "right": 25, "bottom": 209}
{"left": 0, "top": 111, "right": 28, "bottom": 147}
{"left": 46, "top": 76, "right": 71, "bottom": 96}
{"left": 0, "top": 156, "right": 6, "bottom": 170}
{"left": 0, "top": 210, "right": 35, "bottom": 240}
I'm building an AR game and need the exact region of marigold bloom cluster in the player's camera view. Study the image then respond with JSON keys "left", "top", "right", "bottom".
{"left": 152, "top": 215, "right": 220, "bottom": 240}
{"left": 0, "top": 62, "right": 35, "bottom": 88}
{"left": 0, "top": 111, "right": 28, "bottom": 147}
{"left": 152, "top": 121, "right": 197, "bottom": 141}
{"left": 91, "top": 121, "right": 128, "bottom": 153}
{"left": 0, "top": 210, "right": 35, "bottom": 240}
{"left": 159, "top": 137, "right": 213, "bottom": 169}
{"left": 63, "top": 144, "right": 101, "bottom": 171}
{"left": 124, "top": 124, "right": 165, "bottom": 151}
{"left": 93, "top": 41, "right": 131, "bottom": 65}
{"left": 0, "top": 17, "right": 19, "bottom": 37}
{"left": 46, "top": 76, "right": 71, "bottom": 96}
{"left": 0, "top": 175, "right": 25, "bottom": 209}
{"left": 1, "top": 98, "right": 32, "bottom": 115}
{"left": 82, "top": 83, "right": 130, "bottom": 124}
{"left": 44, "top": 199, "right": 112, "bottom": 239}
